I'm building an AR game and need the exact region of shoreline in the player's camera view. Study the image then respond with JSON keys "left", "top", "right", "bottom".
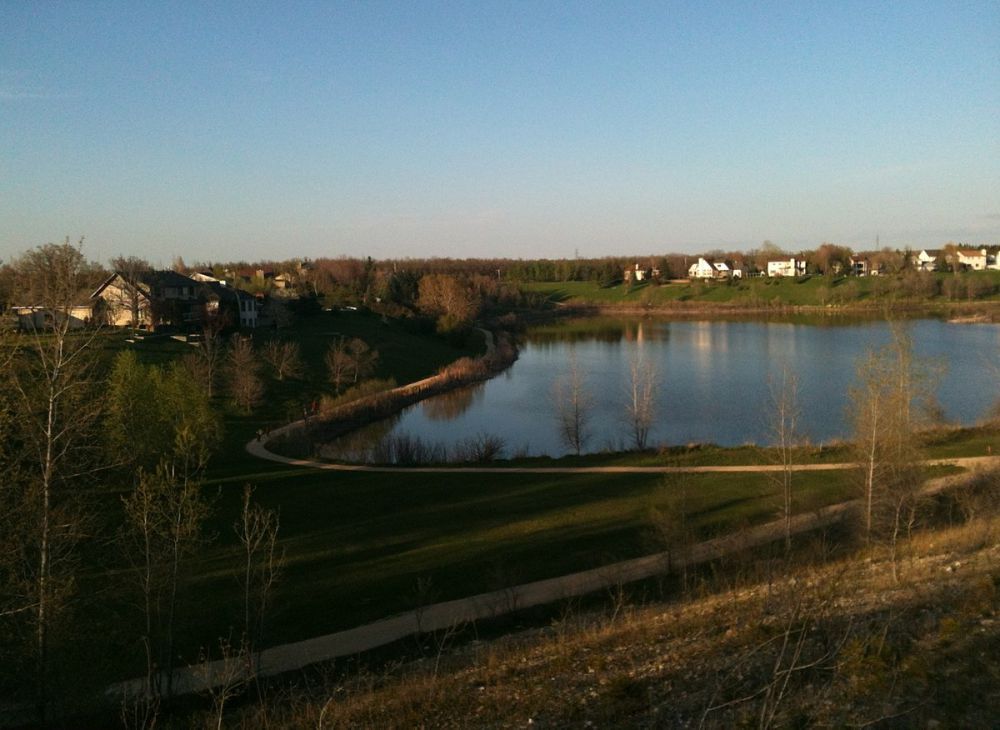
{"left": 539, "top": 298, "right": 1000, "bottom": 320}
{"left": 261, "top": 328, "right": 518, "bottom": 459}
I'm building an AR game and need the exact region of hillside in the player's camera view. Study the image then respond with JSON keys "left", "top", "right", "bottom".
{"left": 521, "top": 271, "right": 1000, "bottom": 312}
{"left": 216, "top": 479, "right": 1000, "bottom": 729}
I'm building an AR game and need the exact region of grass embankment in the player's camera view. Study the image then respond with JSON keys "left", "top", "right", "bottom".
{"left": 229, "top": 505, "right": 1000, "bottom": 728}
{"left": 522, "top": 271, "right": 1000, "bottom": 311}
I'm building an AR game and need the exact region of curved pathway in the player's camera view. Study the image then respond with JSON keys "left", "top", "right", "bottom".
{"left": 111, "top": 457, "right": 998, "bottom": 700}
{"left": 248, "top": 429, "right": 995, "bottom": 475}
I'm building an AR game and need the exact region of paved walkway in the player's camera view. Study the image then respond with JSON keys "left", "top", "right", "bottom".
{"left": 110, "top": 458, "right": 997, "bottom": 700}
{"left": 248, "top": 427, "right": 995, "bottom": 475}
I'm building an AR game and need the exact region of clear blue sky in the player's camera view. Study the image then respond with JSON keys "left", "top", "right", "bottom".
{"left": 2, "top": 1, "right": 998, "bottom": 265}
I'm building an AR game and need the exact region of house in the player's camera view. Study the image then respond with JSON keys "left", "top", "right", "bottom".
{"left": 688, "top": 257, "right": 743, "bottom": 280}
{"left": 714, "top": 260, "right": 744, "bottom": 279}
{"left": 911, "top": 250, "right": 939, "bottom": 272}
{"left": 14, "top": 304, "right": 94, "bottom": 331}
{"left": 849, "top": 256, "right": 868, "bottom": 276}
{"left": 766, "top": 257, "right": 807, "bottom": 277}
{"left": 624, "top": 263, "right": 660, "bottom": 283}
{"left": 202, "top": 281, "right": 258, "bottom": 329}
{"left": 990, "top": 250, "right": 1000, "bottom": 271}
{"left": 687, "top": 258, "right": 716, "bottom": 280}
{"left": 91, "top": 269, "right": 202, "bottom": 329}
{"left": 956, "top": 248, "right": 988, "bottom": 271}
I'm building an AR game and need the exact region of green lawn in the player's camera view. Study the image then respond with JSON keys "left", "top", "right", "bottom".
{"left": 521, "top": 271, "right": 1000, "bottom": 308}
{"left": 173, "top": 464, "right": 858, "bottom": 660}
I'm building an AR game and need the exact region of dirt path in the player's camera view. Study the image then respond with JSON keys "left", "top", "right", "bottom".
{"left": 109, "top": 458, "right": 998, "bottom": 700}
{"left": 247, "top": 428, "right": 995, "bottom": 475}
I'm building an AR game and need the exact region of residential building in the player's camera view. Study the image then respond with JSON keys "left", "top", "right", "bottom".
{"left": 766, "top": 258, "right": 807, "bottom": 277}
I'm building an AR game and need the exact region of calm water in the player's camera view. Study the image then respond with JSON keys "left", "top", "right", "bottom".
{"left": 323, "top": 318, "right": 1000, "bottom": 460}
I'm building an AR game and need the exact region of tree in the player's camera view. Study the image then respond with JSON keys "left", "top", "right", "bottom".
{"left": 553, "top": 353, "right": 592, "bottom": 456}
{"left": 809, "top": 243, "right": 853, "bottom": 276}
{"left": 417, "top": 274, "right": 479, "bottom": 333}
{"left": 261, "top": 339, "right": 304, "bottom": 381}
{"left": 766, "top": 366, "right": 801, "bottom": 554}
{"left": 227, "top": 335, "right": 264, "bottom": 412}
{"left": 347, "top": 337, "right": 378, "bottom": 383}
{"left": 325, "top": 337, "right": 378, "bottom": 393}
{"left": 107, "top": 352, "right": 222, "bottom": 476}
{"left": 325, "top": 338, "right": 353, "bottom": 394}
{"left": 235, "top": 486, "right": 282, "bottom": 685}
{"left": 848, "top": 325, "right": 929, "bottom": 572}
{"left": 623, "top": 352, "right": 657, "bottom": 449}
{"left": 182, "top": 319, "right": 226, "bottom": 399}
{"left": 120, "top": 462, "right": 211, "bottom": 705}
{"left": 4, "top": 240, "right": 102, "bottom": 721}
{"left": 108, "top": 255, "right": 153, "bottom": 331}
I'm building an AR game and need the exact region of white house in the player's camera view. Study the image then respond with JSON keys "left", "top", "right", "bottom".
{"left": 911, "top": 250, "right": 938, "bottom": 272}
{"left": 766, "top": 258, "right": 806, "bottom": 277}
{"left": 714, "top": 261, "right": 743, "bottom": 279}
{"left": 956, "top": 248, "right": 988, "bottom": 271}
{"left": 14, "top": 304, "right": 94, "bottom": 331}
{"left": 687, "top": 258, "right": 715, "bottom": 279}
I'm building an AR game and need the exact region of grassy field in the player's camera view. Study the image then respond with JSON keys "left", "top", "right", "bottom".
{"left": 521, "top": 271, "right": 1000, "bottom": 309}
{"left": 178, "top": 464, "right": 864, "bottom": 658}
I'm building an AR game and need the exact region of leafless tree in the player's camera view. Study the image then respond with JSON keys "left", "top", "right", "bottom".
{"left": 120, "top": 463, "right": 211, "bottom": 705}
{"left": 623, "top": 352, "right": 657, "bottom": 449}
{"left": 182, "top": 320, "right": 226, "bottom": 398}
{"left": 553, "top": 353, "right": 592, "bottom": 456}
{"left": 649, "top": 475, "right": 694, "bottom": 593}
{"left": 261, "top": 339, "right": 304, "bottom": 381}
{"left": 325, "top": 336, "right": 378, "bottom": 392}
{"left": 4, "top": 240, "right": 103, "bottom": 722}
{"left": 416, "top": 273, "right": 480, "bottom": 333}
{"left": 325, "top": 337, "right": 354, "bottom": 394}
{"left": 848, "top": 325, "right": 928, "bottom": 567}
{"left": 235, "top": 485, "right": 282, "bottom": 684}
{"left": 347, "top": 337, "right": 378, "bottom": 383}
{"left": 767, "top": 366, "right": 801, "bottom": 554}
{"left": 227, "top": 335, "right": 264, "bottom": 412}
{"left": 108, "top": 255, "right": 152, "bottom": 331}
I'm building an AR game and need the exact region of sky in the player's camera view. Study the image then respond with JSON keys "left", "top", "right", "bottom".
{"left": 1, "top": 1, "right": 998, "bottom": 266}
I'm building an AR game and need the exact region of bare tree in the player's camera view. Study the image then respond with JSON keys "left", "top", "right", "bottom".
{"left": 261, "top": 339, "right": 304, "bottom": 381}
{"left": 325, "top": 337, "right": 354, "bottom": 394}
{"left": 227, "top": 335, "right": 264, "bottom": 412}
{"left": 235, "top": 486, "right": 282, "bottom": 687}
{"left": 767, "top": 366, "right": 801, "bottom": 554}
{"left": 416, "top": 273, "right": 480, "bottom": 333}
{"left": 182, "top": 321, "right": 226, "bottom": 398}
{"left": 5, "top": 240, "right": 102, "bottom": 722}
{"left": 649, "top": 475, "right": 694, "bottom": 593}
{"left": 108, "top": 255, "right": 152, "bottom": 331}
{"left": 623, "top": 352, "right": 657, "bottom": 449}
{"left": 120, "top": 463, "right": 210, "bottom": 705}
{"left": 553, "top": 353, "right": 592, "bottom": 456}
{"left": 325, "top": 336, "right": 378, "bottom": 392}
{"left": 347, "top": 337, "right": 378, "bottom": 383}
{"left": 848, "top": 325, "right": 928, "bottom": 566}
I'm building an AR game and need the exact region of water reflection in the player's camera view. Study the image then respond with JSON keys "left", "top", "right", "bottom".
{"left": 422, "top": 383, "right": 484, "bottom": 421}
{"left": 320, "top": 317, "right": 1000, "bottom": 460}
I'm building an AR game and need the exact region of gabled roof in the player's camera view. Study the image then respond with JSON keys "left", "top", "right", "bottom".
{"left": 90, "top": 269, "right": 199, "bottom": 299}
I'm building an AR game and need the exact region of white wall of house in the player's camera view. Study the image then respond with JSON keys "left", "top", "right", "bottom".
{"left": 688, "top": 257, "right": 715, "bottom": 279}
{"left": 766, "top": 258, "right": 805, "bottom": 277}
{"left": 957, "top": 249, "right": 988, "bottom": 270}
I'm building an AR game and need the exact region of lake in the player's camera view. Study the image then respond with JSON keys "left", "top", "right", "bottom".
{"left": 321, "top": 317, "right": 1000, "bottom": 461}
